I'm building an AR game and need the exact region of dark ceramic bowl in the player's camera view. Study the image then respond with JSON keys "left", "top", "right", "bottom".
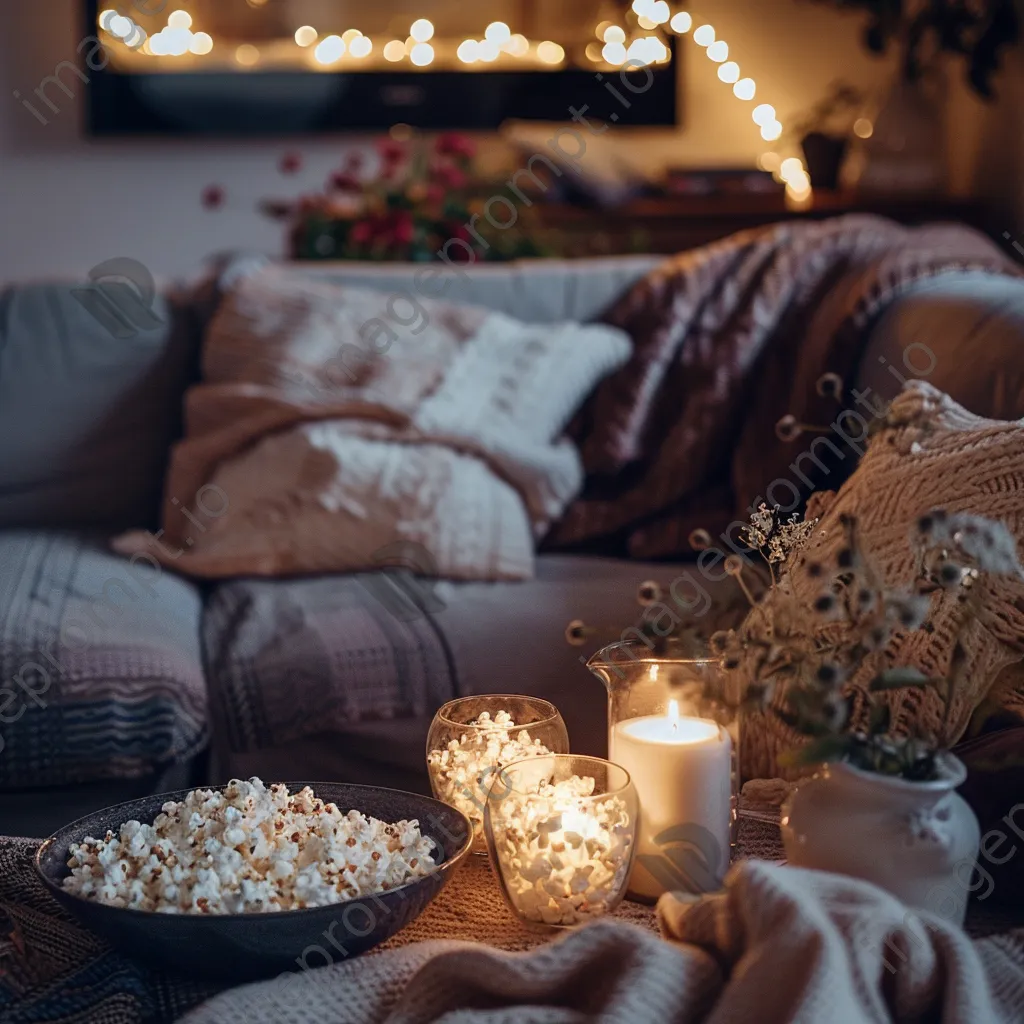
{"left": 35, "top": 781, "right": 472, "bottom": 982}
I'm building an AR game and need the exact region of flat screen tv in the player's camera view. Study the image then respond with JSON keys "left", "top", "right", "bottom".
{"left": 82, "top": 0, "right": 679, "bottom": 134}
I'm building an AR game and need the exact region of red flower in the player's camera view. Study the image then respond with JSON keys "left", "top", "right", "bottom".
{"left": 425, "top": 183, "right": 445, "bottom": 204}
{"left": 390, "top": 210, "right": 415, "bottom": 246}
{"left": 350, "top": 220, "right": 374, "bottom": 245}
{"left": 328, "top": 170, "right": 361, "bottom": 192}
{"left": 432, "top": 162, "right": 468, "bottom": 190}
{"left": 436, "top": 132, "right": 475, "bottom": 159}
{"left": 201, "top": 185, "right": 225, "bottom": 209}
{"left": 343, "top": 150, "right": 365, "bottom": 171}
{"left": 376, "top": 139, "right": 408, "bottom": 170}
{"left": 279, "top": 151, "right": 302, "bottom": 174}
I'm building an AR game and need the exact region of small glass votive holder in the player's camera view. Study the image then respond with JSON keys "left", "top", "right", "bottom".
{"left": 484, "top": 754, "right": 638, "bottom": 931}
{"left": 426, "top": 695, "right": 569, "bottom": 853}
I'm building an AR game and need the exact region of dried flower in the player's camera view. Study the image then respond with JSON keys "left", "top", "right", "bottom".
{"left": 637, "top": 581, "right": 662, "bottom": 606}
{"left": 815, "top": 372, "right": 844, "bottom": 399}
{"left": 743, "top": 504, "right": 819, "bottom": 565}
{"left": 775, "top": 415, "right": 802, "bottom": 442}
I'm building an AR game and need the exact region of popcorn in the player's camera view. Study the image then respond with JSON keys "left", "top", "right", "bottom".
{"left": 426, "top": 710, "right": 554, "bottom": 848}
{"left": 490, "top": 774, "right": 633, "bottom": 927}
{"left": 62, "top": 778, "right": 437, "bottom": 914}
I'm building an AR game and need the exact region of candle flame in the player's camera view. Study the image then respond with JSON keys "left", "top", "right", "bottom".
{"left": 668, "top": 699, "right": 679, "bottom": 731}
{"left": 648, "top": 663, "right": 659, "bottom": 681}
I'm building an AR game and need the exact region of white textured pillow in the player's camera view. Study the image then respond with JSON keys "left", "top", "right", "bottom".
{"left": 115, "top": 267, "right": 632, "bottom": 581}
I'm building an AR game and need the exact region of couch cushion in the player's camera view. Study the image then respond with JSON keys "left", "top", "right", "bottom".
{"left": 0, "top": 531, "right": 207, "bottom": 789}
{"left": 0, "top": 280, "right": 198, "bottom": 531}
{"left": 205, "top": 554, "right": 736, "bottom": 775}
{"left": 284, "top": 255, "right": 662, "bottom": 324}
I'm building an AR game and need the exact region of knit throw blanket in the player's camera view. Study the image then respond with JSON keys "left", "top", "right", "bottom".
{"left": 114, "top": 265, "right": 630, "bottom": 581}
{"left": 181, "top": 861, "right": 1024, "bottom": 1024}
{"left": 550, "top": 215, "right": 1021, "bottom": 557}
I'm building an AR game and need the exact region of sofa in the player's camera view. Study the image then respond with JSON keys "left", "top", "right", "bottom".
{"left": 3, "top": 254, "right": 1024, "bottom": 838}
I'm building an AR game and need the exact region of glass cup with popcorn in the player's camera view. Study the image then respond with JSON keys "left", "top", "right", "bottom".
{"left": 484, "top": 754, "right": 638, "bottom": 930}
{"left": 426, "top": 695, "right": 569, "bottom": 853}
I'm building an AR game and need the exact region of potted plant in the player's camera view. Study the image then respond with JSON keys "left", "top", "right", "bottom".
{"left": 708, "top": 500, "right": 1024, "bottom": 923}
{"left": 787, "top": 81, "right": 865, "bottom": 191}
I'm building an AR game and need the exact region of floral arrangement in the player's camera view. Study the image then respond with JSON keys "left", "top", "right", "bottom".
{"left": 262, "top": 134, "right": 549, "bottom": 263}
{"left": 709, "top": 500, "right": 1024, "bottom": 780}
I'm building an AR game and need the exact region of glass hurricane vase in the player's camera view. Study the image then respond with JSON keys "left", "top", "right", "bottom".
{"left": 426, "top": 695, "right": 569, "bottom": 854}
{"left": 484, "top": 753, "right": 638, "bottom": 931}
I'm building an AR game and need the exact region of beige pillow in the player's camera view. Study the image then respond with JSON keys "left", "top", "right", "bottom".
{"left": 742, "top": 383, "right": 1024, "bottom": 780}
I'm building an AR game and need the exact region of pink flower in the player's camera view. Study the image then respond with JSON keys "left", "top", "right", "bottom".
{"left": 432, "top": 162, "right": 468, "bottom": 190}
{"left": 436, "top": 132, "right": 476, "bottom": 159}
{"left": 376, "top": 139, "right": 407, "bottom": 169}
{"left": 350, "top": 220, "right": 374, "bottom": 245}
{"left": 328, "top": 170, "right": 361, "bottom": 192}
{"left": 279, "top": 151, "right": 302, "bottom": 175}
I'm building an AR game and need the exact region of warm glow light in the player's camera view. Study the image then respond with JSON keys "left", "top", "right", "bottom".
{"left": 854, "top": 117, "right": 874, "bottom": 139}
{"left": 596, "top": 20, "right": 613, "bottom": 39}
{"left": 602, "top": 41, "right": 627, "bottom": 65}
{"left": 383, "top": 39, "right": 405, "bottom": 62}
{"left": 457, "top": 39, "right": 479, "bottom": 63}
{"left": 637, "top": 15, "right": 658, "bottom": 30}
{"left": 585, "top": 41, "right": 603, "bottom": 62}
{"left": 603, "top": 25, "right": 626, "bottom": 43}
{"left": 99, "top": 9, "right": 117, "bottom": 30}
{"left": 631, "top": 0, "right": 652, "bottom": 14}
{"left": 163, "top": 28, "right": 190, "bottom": 56}
{"left": 668, "top": 699, "right": 680, "bottom": 726}
{"left": 648, "top": 0, "right": 671, "bottom": 24}
{"left": 313, "top": 35, "right": 344, "bottom": 64}
{"left": 349, "top": 35, "right": 372, "bottom": 58}
{"left": 485, "top": 21, "right": 511, "bottom": 44}
{"left": 760, "top": 120, "right": 783, "bottom": 141}
{"left": 189, "top": 31, "right": 213, "bottom": 55}
{"left": 149, "top": 32, "right": 166, "bottom": 55}
{"left": 718, "top": 61, "right": 740, "bottom": 83}
{"left": 294, "top": 25, "right": 317, "bottom": 47}
{"left": 733, "top": 78, "right": 756, "bottom": 100}
{"left": 758, "top": 151, "right": 781, "bottom": 173}
{"left": 410, "top": 41, "right": 434, "bottom": 66}
{"left": 109, "top": 14, "right": 133, "bottom": 38}
{"left": 167, "top": 10, "right": 191, "bottom": 30}
{"left": 342, "top": 29, "right": 362, "bottom": 44}
{"left": 537, "top": 40, "right": 565, "bottom": 64}
{"left": 780, "top": 157, "right": 804, "bottom": 180}
{"left": 478, "top": 39, "right": 500, "bottom": 62}
{"left": 752, "top": 103, "right": 776, "bottom": 126}
{"left": 506, "top": 33, "right": 529, "bottom": 56}
{"left": 235, "top": 43, "right": 260, "bottom": 66}
{"left": 670, "top": 11, "right": 693, "bottom": 33}
{"left": 410, "top": 18, "right": 434, "bottom": 42}
{"left": 693, "top": 24, "right": 715, "bottom": 46}
{"left": 707, "top": 40, "right": 728, "bottom": 62}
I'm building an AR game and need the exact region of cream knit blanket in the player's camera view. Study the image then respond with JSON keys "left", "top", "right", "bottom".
{"left": 115, "top": 265, "right": 631, "bottom": 580}
{"left": 179, "top": 861, "right": 1024, "bottom": 1023}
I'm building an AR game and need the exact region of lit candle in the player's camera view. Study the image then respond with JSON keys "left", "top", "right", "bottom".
{"left": 610, "top": 699, "right": 731, "bottom": 900}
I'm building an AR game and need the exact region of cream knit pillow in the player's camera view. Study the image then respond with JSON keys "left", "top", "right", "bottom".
{"left": 743, "top": 383, "right": 1024, "bottom": 780}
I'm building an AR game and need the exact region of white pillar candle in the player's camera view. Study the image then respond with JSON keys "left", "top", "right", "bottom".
{"left": 610, "top": 700, "right": 731, "bottom": 901}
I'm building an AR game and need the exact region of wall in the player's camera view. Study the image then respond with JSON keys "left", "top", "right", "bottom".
{"left": 0, "top": 0, "right": 1014, "bottom": 283}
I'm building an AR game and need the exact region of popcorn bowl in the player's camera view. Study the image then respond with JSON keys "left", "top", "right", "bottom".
{"left": 484, "top": 754, "right": 638, "bottom": 931}
{"left": 34, "top": 782, "right": 472, "bottom": 982}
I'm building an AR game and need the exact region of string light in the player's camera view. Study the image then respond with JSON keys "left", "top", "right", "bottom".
{"left": 457, "top": 39, "right": 479, "bottom": 63}
{"left": 167, "top": 10, "right": 191, "bottom": 30}
{"left": 294, "top": 25, "right": 317, "bottom": 47}
{"left": 189, "top": 31, "right": 213, "bottom": 55}
{"left": 854, "top": 118, "right": 874, "bottom": 138}
{"left": 603, "top": 26, "right": 626, "bottom": 43}
{"left": 485, "top": 22, "right": 511, "bottom": 44}
{"left": 349, "top": 35, "right": 372, "bottom": 58}
{"left": 670, "top": 12, "right": 693, "bottom": 33}
{"left": 506, "top": 34, "right": 529, "bottom": 56}
{"left": 718, "top": 61, "right": 740, "bottom": 83}
{"left": 410, "top": 19, "right": 434, "bottom": 42}
{"left": 706, "top": 40, "right": 728, "bottom": 62}
{"left": 235, "top": 43, "right": 260, "bottom": 66}
{"left": 410, "top": 41, "right": 434, "bottom": 65}
{"left": 648, "top": 1, "right": 671, "bottom": 24}
{"left": 602, "top": 41, "right": 628, "bottom": 65}
{"left": 478, "top": 39, "right": 500, "bottom": 61}
{"left": 313, "top": 35, "right": 344, "bottom": 64}
{"left": 383, "top": 39, "right": 405, "bottom": 61}
{"left": 693, "top": 24, "right": 715, "bottom": 46}
{"left": 733, "top": 78, "right": 756, "bottom": 100}
{"left": 342, "top": 29, "right": 362, "bottom": 44}
{"left": 537, "top": 40, "right": 565, "bottom": 64}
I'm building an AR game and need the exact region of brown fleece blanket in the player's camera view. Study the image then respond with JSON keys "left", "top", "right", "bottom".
{"left": 550, "top": 215, "right": 1021, "bottom": 558}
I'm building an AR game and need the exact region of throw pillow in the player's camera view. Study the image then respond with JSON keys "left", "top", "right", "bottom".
{"left": 114, "top": 265, "right": 631, "bottom": 581}
{"left": 742, "top": 382, "right": 1024, "bottom": 780}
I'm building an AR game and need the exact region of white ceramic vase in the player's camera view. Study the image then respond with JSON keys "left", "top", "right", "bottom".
{"left": 781, "top": 753, "right": 980, "bottom": 926}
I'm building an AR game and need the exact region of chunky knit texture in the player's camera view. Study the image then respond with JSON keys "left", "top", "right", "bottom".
{"left": 743, "top": 383, "right": 1024, "bottom": 780}
{"left": 113, "top": 266, "right": 632, "bottom": 581}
